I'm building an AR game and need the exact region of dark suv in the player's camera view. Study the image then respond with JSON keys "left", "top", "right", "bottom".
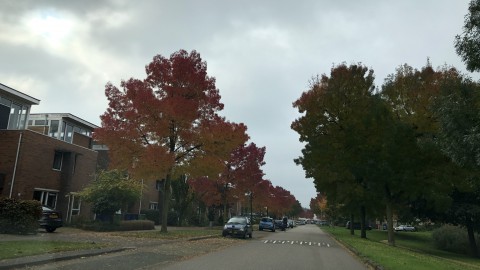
{"left": 222, "top": 216, "right": 253, "bottom": 239}
{"left": 39, "top": 206, "right": 63, "bottom": 232}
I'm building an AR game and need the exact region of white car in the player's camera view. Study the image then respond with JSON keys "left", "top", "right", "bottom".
{"left": 394, "top": 225, "right": 416, "bottom": 232}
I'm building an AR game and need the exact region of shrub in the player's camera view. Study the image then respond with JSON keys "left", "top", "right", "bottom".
{"left": 167, "top": 211, "right": 179, "bottom": 226}
{"left": 141, "top": 209, "right": 161, "bottom": 225}
{"left": 118, "top": 220, "right": 154, "bottom": 231}
{"left": 0, "top": 197, "right": 42, "bottom": 234}
{"left": 431, "top": 224, "right": 480, "bottom": 255}
{"left": 79, "top": 219, "right": 154, "bottom": 231}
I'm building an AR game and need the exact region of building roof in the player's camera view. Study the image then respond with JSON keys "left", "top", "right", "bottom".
{"left": 29, "top": 113, "right": 99, "bottom": 129}
{"left": 0, "top": 83, "right": 40, "bottom": 105}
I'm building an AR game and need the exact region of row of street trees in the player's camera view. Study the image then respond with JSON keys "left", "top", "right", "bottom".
{"left": 292, "top": 2, "right": 480, "bottom": 257}
{"left": 292, "top": 61, "right": 480, "bottom": 254}
{"left": 93, "top": 50, "right": 300, "bottom": 232}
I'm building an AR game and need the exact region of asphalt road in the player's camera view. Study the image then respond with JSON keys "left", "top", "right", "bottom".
{"left": 12, "top": 225, "right": 368, "bottom": 270}
{"left": 163, "top": 225, "right": 368, "bottom": 270}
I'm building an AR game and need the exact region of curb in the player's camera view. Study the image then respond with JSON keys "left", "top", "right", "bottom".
{"left": 187, "top": 234, "right": 219, "bottom": 241}
{"left": 0, "top": 247, "right": 132, "bottom": 270}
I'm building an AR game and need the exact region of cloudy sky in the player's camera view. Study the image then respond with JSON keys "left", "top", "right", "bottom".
{"left": 0, "top": 0, "right": 476, "bottom": 208}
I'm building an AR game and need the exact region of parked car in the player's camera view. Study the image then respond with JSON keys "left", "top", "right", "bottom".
{"left": 319, "top": 220, "right": 329, "bottom": 226}
{"left": 346, "top": 221, "right": 372, "bottom": 230}
{"left": 259, "top": 217, "right": 276, "bottom": 232}
{"left": 288, "top": 219, "right": 295, "bottom": 228}
{"left": 394, "top": 225, "right": 416, "bottom": 232}
{"left": 296, "top": 219, "right": 306, "bottom": 225}
{"left": 222, "top": 216, "right": 252, "bottom": 239}
{"left": 274, "top": 219, "right": 286, "bottom": 230}
{"left": 39, "top": 206, "right": 63, "bottom": 233}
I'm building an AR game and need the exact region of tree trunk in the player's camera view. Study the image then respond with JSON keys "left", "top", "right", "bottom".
{"left": 466, "top": 216, "right": 479, "bottom": 257}
{"left": 222, "top": 198, "right": 228, "bottom": 224}
{"left": 222, "top": 183, "right": 228, "bottom": 224}
{"left": 385, "top": 200, "right": 395, "bottom": 246}
{"left": 350, "top": 213, "right": 354, "bottom": 235}
{"left": 360, "top": 205, "right": 366, "bottom": 239}
{"left": 161, "top": 174, "right": 171, "bottom": 233}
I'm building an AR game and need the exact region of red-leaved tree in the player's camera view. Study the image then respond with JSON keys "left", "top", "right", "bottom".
{"left": 95, "top": 50, "right": 248, "bottom": 232}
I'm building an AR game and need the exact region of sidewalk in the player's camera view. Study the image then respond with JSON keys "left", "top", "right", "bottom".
{"left": 0, "top": 226, "right": 220, "bottom": 270}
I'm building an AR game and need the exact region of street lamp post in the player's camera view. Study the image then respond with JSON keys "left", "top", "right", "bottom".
{"left": 249, "top": 192, "right": 253, "bottom": 223}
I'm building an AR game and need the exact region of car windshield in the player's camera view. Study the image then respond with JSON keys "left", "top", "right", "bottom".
{"left": 227, "top": 217, "right": 246, "bottom": 224}
{"left": 261, "top": 218, "right": 271, "bottom": 222}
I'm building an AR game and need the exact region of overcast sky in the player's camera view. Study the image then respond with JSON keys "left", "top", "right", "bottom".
{"left": 0, "top": 0, "right": 476, "bottom": 208}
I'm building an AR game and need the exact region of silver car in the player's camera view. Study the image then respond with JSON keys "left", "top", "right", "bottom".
{"left": 222, "top": 216, "right": 253, "bottom": 239}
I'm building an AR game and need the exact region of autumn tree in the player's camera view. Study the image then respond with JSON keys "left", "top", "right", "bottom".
{"left": 188, "top": 176, "right": 222, "bottom": 224}
{"left": 310, "top": 193, "right": 328, "bottom": 220}
{"left": 229, "top": 143, "right": 266, "bottom": 220}
{"left": 95, "top": 50, "right": 248, "bottom": 232}
{"left": 455, "top": 0, "right": 480, "bottom": 72}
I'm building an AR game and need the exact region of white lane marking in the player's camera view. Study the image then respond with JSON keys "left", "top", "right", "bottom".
{"left": 262, "top": 240, "right": 331, "bottom": 248}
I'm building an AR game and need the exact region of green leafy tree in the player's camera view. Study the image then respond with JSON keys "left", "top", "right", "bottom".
{"left": 434, "top": 73, "right": 480, "bottom": 257}
{"left": 95, "top": 50, "right": 248, "bottom": 232}
{"left": 380, "top": 64, "right": 472, "bottom": 245}
{"left": 170, "top": 175, "right": 194, "bottom": 226}
{"left": 455, "top": 0, "right": 480, "bottom": 72}
{"left": 80, "top": 170, "right": 142, "bottom": 223}
{"left": 292, "top": 63, "right": 380, "bottom": 238}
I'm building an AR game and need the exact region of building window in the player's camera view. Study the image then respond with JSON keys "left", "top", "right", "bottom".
{"left": 8, "top": 103, "right": 21, "bottom": 129}
{"left": 19, "top": 108, "right": 27, "bottom": 129}
{"left": 71, "top": 195, "right": 81, "bottom": 216}
{"left": 72, "top": 154, "right": 79, "bottom": 174}
{"left": 34, "top": 120, "right": 47, "bottom": 126}
{"left": 62, "top": 122, "right": 73, "bottom": 143}
{"left": 149, "top": 202, "right": 158, "bottom": 210}
{"left": 0, "top": 98, "right": 11, "bottom": 129}
{"left": 33, "top": 189, "right": 58, "bottom": 209}
{"left": 49, "top": 120, "right": 59, "bottom": 138}
{"left": 53, "top": 151, "right": 63, "bottom": 171}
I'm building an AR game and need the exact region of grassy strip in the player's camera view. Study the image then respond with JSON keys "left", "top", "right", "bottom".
{"left": 117, "top": 229, "right": 221, "bottom": 239}
{"left": 322, "top": 226, "right": 480, "bottom": 270}
{"left": 0, "top": 241, "right": 109, "bottom": 260}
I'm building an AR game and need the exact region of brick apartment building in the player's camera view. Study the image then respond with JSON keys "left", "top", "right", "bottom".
{"left": 0, "top": 83, "right": 98, "bottom": 223}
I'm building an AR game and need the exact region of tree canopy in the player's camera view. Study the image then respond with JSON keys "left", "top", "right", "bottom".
{"left": 455, "top": 0, "right": 480, "bottom": 72}
{"left": 95, "top": 50, "right": 248, "bottom": 232}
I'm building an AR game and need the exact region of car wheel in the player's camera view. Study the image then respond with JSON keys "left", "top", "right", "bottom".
{"left": 46, "top": 227, "right": 56, "bottom": 233}
{"left": 222, "top": 232, "right": 227, "bottom": 237}
{"left": 272, "top": 228, "right": 275, "bottom": 232}
{"left": 243, "top": 232, "right": 247, "bottom": 239}
{"left": 259, "top": 227, "right": 263, "bottom": 231}
{"left": 249, "top": 232, "right": 252, "bottom": 238}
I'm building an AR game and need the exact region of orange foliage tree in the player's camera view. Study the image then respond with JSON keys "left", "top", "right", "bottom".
{"left": 95, "top": 50, "right": 248, "bottom": 232}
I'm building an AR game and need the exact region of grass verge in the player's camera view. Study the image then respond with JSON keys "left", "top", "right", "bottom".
{"left": 117, "top": 229, "right": 221, "bottom": 239}
{"left": 322, "top": 226, "right": 480, "bottom": 270}
{"left": 0, "top": 241, "right": 110, "bottom": 260}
